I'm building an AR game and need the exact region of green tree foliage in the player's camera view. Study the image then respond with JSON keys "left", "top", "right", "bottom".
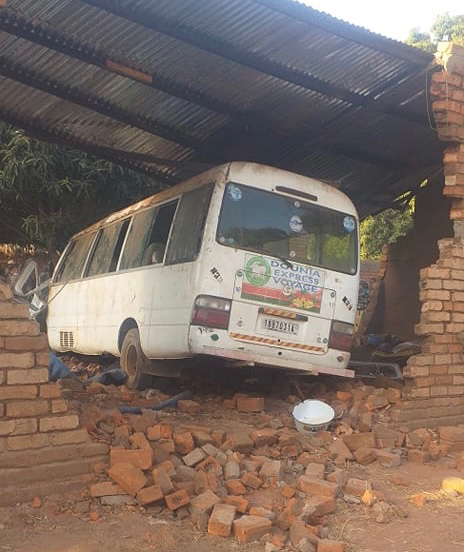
{"left": 405, "top": 27, "right": 435, "bottom": 52}
{"left": 0, "top": 123, "right": 162, "bottom": 256}
{"left": 360, "top": 199, "right": 414, "bottom": 259}
{"left": 431, "top": 12, "right": 464, "bottom": 45}
{"left": 406, "top": 12, "right": 464, "bottom": 51}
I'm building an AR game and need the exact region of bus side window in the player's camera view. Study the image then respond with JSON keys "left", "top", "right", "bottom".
{"left": 85, "top": 219, "right": 130, "bottom": 278}
{"left": 54, "top": 232, "right": 96, "bottom": 284}
{"left": 166, "top": 183, "right": 214, "bottom": 265}
{"left": 119, "top": 206, "right": 157, "bottom": 270}
{"left": 141, "top": 201, "right": 178, "bottom": 266}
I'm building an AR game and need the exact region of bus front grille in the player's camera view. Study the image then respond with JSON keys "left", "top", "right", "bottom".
{"left": 60, "top": 331, "right": 75, "bottom": 349}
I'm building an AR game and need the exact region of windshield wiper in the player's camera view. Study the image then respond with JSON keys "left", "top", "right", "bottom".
{"left": 259, "top": 248, "right": 294, "bottom": 270}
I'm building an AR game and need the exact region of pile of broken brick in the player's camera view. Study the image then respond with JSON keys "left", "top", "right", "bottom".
{"left": 79, "top": 385, "right": 464, "bottom": 552}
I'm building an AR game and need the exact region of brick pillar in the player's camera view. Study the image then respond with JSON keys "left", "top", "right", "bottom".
{"left": 0, "top": 281, "right": 107, "bottom": 505}
{"left": 392, "top": 43, "right": 464, "bottom": 427}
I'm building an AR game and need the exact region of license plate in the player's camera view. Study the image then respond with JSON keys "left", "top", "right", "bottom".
{"left": 262, "top": 317, "right": 299, "bottom": 335}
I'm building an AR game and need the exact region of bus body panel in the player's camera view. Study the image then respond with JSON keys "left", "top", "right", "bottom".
{"left": 47, "top": 162, "right": 359, "bottom": 376}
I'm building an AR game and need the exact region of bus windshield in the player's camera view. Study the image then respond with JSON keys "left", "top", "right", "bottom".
{"left": 217, "top": 182, "right": 358, "bottom": 274}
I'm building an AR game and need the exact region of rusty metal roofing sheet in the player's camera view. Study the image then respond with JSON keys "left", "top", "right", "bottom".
{"left": 0, "top": 0, "right": 441, "bottom": 217}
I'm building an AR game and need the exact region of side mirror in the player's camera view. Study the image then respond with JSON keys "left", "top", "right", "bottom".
{"left": 13, "top": 259, "right": 39, "bottom": 298}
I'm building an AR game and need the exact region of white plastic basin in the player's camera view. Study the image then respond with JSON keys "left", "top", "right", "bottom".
{"left": 292, "top": 400, "right": 335, "bottom": 434}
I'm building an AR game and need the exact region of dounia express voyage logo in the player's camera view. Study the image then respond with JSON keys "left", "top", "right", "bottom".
{"left": 244, "top": 256, "right": 271, "bottom": 286}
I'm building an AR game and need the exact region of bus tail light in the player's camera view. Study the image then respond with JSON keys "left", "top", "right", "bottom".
{"left": 329, "top": 321, "right": 354, "bottom": 352}
{"left": 191, "top": 295, "right": 231, "bottom": 330}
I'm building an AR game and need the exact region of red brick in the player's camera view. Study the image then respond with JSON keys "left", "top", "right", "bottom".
{"left": 128, "top": 431, "right": 150, "bottom": 450}
{"left": 174, "top": 480, "right": 195, "bottom": 497}
{"left": 345, "top": 478, "right": 369, "bottom": 497}
{"left": 0, "top": 302, "right": 30, "bottom": 319}
{"left": 281, "top": 484, "right": 296, "bottom": 499}
{"left": 290, "top": 520, "right": 318, "bottom": 547}
{"left": 35, "top": 352, "right": 49, "bottom": 366}
{"left": 211, "top": 430, "right": 225, "bottom": 447}
{"left": 241, "top": 472, "right": 263, "bottom": 489}
{"left": 0, "top": 352, "right": 34, "bottom": 369}
{"left": 6, "top": 400, "right": 48, "bottom": 418}
{"left": 233, "top": 515, "right": 272, "bottom": 543}
{"left": 191, "top": 469, "right": 207, "bottom": 495}
{"left": 224, "top": 432, "right": 254, "bottom": 453}
{"left": 157, "top": 438, "right": 174, "bottom": 455}
{"left": 342, "top": 433, "right": 376, "bottom": 451}
{"left": 165, "top": 489, "right": 190, "bottom": 510}
{"left": 376, "top": 450, "right": 401, "bottom": 468}
{"left": 260, "top": 460, "right": 282, "bottom": 479}
{"left": 249, "top": 507, "right": 275, "bottom": 520}
{"left": 177, "top": 400, "right": 200, "bottom": 414}
{"left": 0, "top": 320, "right": 40, "bottom": 337}
{"left": 0, "top": 282, "right": 13, "bottom": 301}
{"left": 51, "top": 399, "right": 68, "bottom": 413}
{"left": 225, "top": 495, "right": 248, "bottom": 513}
{"left": 191, "top": 429, "right": 214, "bottom": 447}
{"left": 305, "top": 496, "right": 336, "bottom": 516}
{"left": 225, "top": 479, "right": 247, "bottom": 495}
{"left": 137, "top": 485, "right": 164, "bottom": 506}
{"left": 90, "top": 482, "right": 125, "bottom": 497}
{"left": 159, "top": 424, "right": 172, "bottom": 439}
{"left": 4, "top": 335, "right": 48, "bottom": 351}
{"left": 236, "top": 396, "right": 264, "bottom": 412}
{"left": 152, "top": 460, "right": 176, "bottom": 478}
{"left": 223, "top": 399, "right": 235, "bottom": 409}
{"left": 297, "top": 476, "right": 337, "bottom": 498}
{"left": 7, "top": 433, "right": 49, "bottom": 451}
{"left": 305, "top": 463, "right": 325, "bottom": 479}
{"left": 0, "top": 385, "right": 37, "bottom": 400}
{"left": 250, "top": 428, "right": 278, "bottom": 446}
{"left": 39, "top": 383, "right": 62, "bottom": 399}
{"left": 317, "top": 539, "right": 347, "bottom": 552}
{"left": 7, "top": 368, "right": 48, "bottom": 385}
{"left": 174, "top": 431, "right": 194, "bottom": 455}
{"left": 108, "top": 462, "right": 147, "bottom": 496}
{"left": 50, "top": 429, "right": 89, "bottom": 445}
{"left": 189, "top": 489, "right": 221, "bottom": 522}
{"left": 110, "top": 447, "right": 153, "bottom": 470}
{"left": 153, "top": 468, "right": 174, "bottom": 495}
{"left": 208, "top": 503, "right": 236, "bottom": 537}
{"left": 11, "top": 418, "right": 37, "bottom": 435}
{"left": 39, "top": 415, "right": 79, "bottom": 432}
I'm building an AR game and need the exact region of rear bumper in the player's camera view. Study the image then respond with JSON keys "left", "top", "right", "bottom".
{"left": 201, "top": 344, "right": 355, "bottom": 378}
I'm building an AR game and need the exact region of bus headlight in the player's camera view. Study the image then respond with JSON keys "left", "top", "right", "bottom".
{"left": 328, "top": 320, "right": 354, "bottom": 352}
{"left": 191, "top": 295, "right": 231, "bottom": 330}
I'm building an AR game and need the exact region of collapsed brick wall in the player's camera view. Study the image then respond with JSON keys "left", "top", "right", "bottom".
{"left": 392, "top": 43, "right": 464, "bottom": 427}
{"left": 0, "top": 281, "right": 107, "bottom": 506}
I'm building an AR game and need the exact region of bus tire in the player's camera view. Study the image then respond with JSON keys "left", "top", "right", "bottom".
{"left": 120, "top": 328, "right": 153, "bottom": 390}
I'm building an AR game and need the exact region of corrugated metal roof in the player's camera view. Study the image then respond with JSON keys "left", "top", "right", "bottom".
{"left": 0, "top": 0, "right": 441, "bottom": 216}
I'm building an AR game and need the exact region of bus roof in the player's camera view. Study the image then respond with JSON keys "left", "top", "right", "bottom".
{"left": 72, "top": 162, "right": 357, "bottom": 240}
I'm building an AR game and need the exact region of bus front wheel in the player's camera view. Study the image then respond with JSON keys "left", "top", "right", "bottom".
{"left": 120, "top": 328, "right": 153, "bottom": 390}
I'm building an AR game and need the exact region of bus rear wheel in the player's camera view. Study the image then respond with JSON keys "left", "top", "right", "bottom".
{"left": 120, "top": 328, "right": 153, "bottom": 390}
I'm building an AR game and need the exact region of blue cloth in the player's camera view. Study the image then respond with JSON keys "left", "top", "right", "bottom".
{"left": 49, "top": 352, "right": 73, "bottom": 381}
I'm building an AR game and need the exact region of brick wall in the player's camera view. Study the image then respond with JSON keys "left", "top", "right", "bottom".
{"left": 392, "top": 43, "right": 464, "bottom": 427}
{"left": 0, "top": 280, "right": 107, "bottom": 505}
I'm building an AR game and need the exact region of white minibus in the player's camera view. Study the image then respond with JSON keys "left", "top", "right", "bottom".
{"left": 45, "top": 162, "right": 359, "bottom": 388}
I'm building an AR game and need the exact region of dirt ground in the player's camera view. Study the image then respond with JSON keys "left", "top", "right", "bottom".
{"left": 2, "top": 444, "right": 464, "bottom": 552}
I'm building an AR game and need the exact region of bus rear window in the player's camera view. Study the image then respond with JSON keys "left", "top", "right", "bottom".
{"left": 217, "top": 183, "right": 357, "bottom": 274}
